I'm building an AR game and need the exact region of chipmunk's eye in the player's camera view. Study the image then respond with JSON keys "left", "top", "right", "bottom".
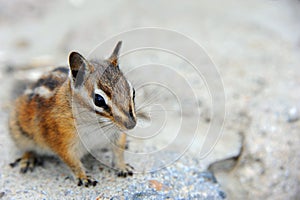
{"left": 94, "top": 93, "right": 106, "bottom": 108}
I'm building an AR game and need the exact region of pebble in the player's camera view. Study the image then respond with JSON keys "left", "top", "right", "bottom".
{"left": 287, "top": 107, "right": 299, "bottom": 123}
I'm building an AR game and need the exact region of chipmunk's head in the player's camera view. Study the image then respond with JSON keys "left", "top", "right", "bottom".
{"left": 69, "top": 41, "right": 136, "bottom": 130}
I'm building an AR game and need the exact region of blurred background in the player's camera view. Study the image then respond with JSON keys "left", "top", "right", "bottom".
{"left": 0, "top": 0, "right": 300, "bottom": 199}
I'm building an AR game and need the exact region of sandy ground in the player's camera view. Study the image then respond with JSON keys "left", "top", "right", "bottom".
{"left": 0, "top": 0, "right": 300, "bottom": 199}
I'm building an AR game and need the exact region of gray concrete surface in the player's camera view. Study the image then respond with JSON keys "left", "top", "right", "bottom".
{"left": 0, "top": 0, "right": 300, "bottom": 199}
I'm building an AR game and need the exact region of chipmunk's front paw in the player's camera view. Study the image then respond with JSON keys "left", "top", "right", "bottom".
{"left": 10, "top": 152, "right": 43, "bottom": 173}
{"left": 116, "top": 163, "right": 134, "bottom": 178}
{"left": 77, "top": 176, "right": 98, "bottom": 187}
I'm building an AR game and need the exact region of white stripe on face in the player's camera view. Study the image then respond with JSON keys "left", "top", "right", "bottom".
{"left": 127, "top": 80, "right": 133, "bottom": 98}
{"left": 94, "top": 88, "right": 109, "bottom": 103}
{"left": 127, "top": 80, "right": 136, "bottom": 117}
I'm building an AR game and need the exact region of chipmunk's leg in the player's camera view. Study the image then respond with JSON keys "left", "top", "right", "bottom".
{"left": 112, "top": 133, "right": 134, "bottom": 177}
{"left": 56, "top": 150, "right": 97, "bottom": 187}
{"left": 10, "top": 151, "right": 43, "bottom": 173}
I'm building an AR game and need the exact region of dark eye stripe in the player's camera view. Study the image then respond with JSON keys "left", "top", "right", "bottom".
{"left": 97, "top": 82, "right": 112, "bottom": 98}
{"left": 133, "top": 88, "right": 135, "bottom": 100}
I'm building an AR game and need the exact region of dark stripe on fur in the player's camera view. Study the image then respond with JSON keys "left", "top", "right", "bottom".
{"left": 53, "top": 67, "right": 69, "bottom": 74}
{"left": 32, "top": 77, "right": 60, "bottom": 91}
{"left": 16, "top": 117, "right": 33, "bottom": 140}
{"left": 96, "top": 83, "right": 112, "bottom": 98}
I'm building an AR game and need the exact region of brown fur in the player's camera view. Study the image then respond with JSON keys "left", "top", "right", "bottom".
{"left": 9, "top": 42, "right": 136, "bottom": 187}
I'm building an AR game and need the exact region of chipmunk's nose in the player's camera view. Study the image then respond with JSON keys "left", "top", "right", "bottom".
{"left": 124, "top": 118, "right": 136, "bottom": 130}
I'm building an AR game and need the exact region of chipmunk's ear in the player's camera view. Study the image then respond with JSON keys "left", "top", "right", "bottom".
{"left": 69, "top": 52, "right": 89, "bottom": 87}
{"left": 109, "top": 41, "right": 122, "bottom": 67}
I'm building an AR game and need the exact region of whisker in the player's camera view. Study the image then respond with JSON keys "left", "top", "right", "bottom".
{"left": 100, "top": 123, "right": 115, "bottom": 130}
{"left": 139, "top": 109, "right": 178, "bottom": 113}
{"left": 76, "top": 120, "right": 113, "bottom": 128}
{"left": 77, "top": 123, "right": 116, "bottom": 137}
{"left": 136, "top": 96, "right": 160, "bottom": 109}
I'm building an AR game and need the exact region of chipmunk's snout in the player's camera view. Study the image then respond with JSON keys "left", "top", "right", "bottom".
{"left": 124, "top": 117, "right": 136, "bottom": 130}
{"left": 109, "top": 80, "right": 137, "bottom": 130}
{"left": 113, "top": 113, "right": 136, "bottom": 130}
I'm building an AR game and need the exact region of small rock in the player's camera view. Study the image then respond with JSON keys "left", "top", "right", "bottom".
{"left": 132, "top": 191, "right": 160, "bottom": 200}
{"left": 0, "top": 192, "right": 5, "bottom": 199}
{"left": 200, "top": 172, "right": 218, "bottom": 183}
{"left": 287, "top": 107, "right": 299, "bottom": 123}
{"left": 148, "top": 180, "right": 164, "bottom": 191}
{"left": 218, "top": 190, "right": 227, "bottom": 199}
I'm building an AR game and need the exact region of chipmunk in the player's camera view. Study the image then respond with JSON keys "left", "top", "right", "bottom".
{"left": 8, "top": 41, "right": 137, "bottom": 187}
